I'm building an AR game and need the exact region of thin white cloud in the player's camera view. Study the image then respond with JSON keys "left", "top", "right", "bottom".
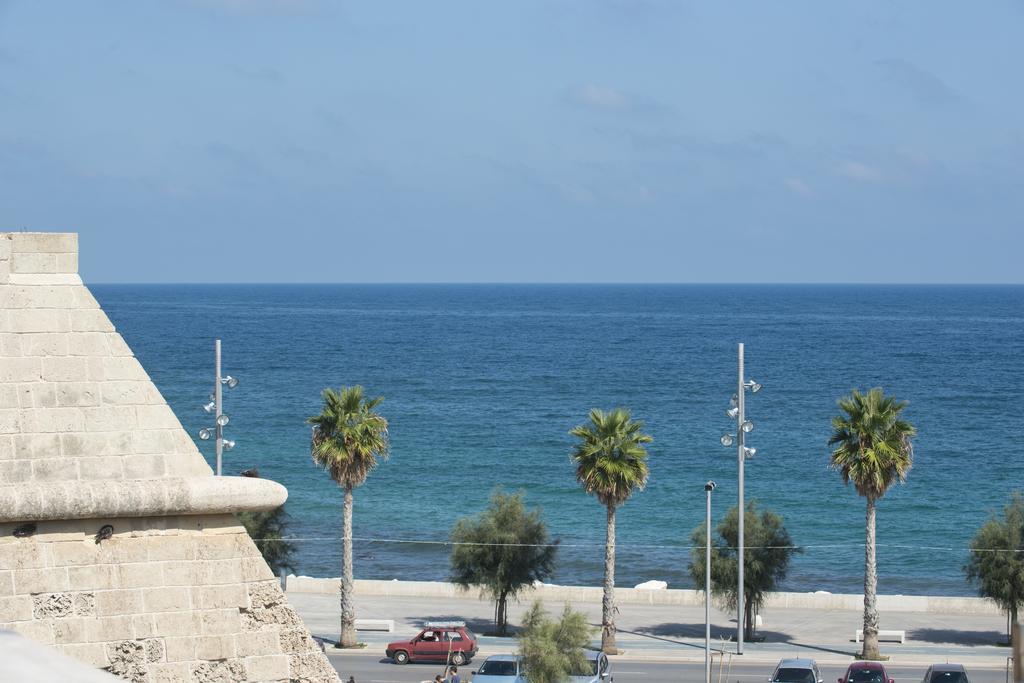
{"left": 566, "top": 84, "right": 670, "bottom": 116}
{"left": 875, "top": 58, "right": 962, "bottom": 106}
{"left": 569, "top": 84, "right": 631, "bottom": 112}
{"left": 838, "top": 161, "right": 883, "bottom": 183}
{"left": 784, "top": 178, "right": 812, "bottom": 196}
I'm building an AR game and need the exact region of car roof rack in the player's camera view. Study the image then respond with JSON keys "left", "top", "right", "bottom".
{"left": 423, "top": 621, "right": 466, "bottom": 628}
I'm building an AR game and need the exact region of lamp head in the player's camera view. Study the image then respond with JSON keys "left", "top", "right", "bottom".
{"left": 198, "top": 427, "right": 213, "bottom": 441}
{"left": 746, "top": 379, "right": 763, "bottom": 393}
{"left": 743, "top": 446, "right": 756, "bottom": 458}
{"left": 222, "top": 375, "right": 239, "bottom": 389}
{"left": 203, "top": 401, "right": 215, "bottom": 413}
{"left": 726, "top": 406, "right": 739, "bottom": 419}
{"left": 704, "top": 481, "right": 716, "bottom": 492}
{"left": 720, "top": 434, "right": 735, "bottom": 447}
{"left": 223, "top": 439, "right": 236, "bottom": 451}
{"left": 215, "top": 414, "right": 230, "bottom": 427}
{"left": 741, "top": 420, "right": 754, "bottom": 433}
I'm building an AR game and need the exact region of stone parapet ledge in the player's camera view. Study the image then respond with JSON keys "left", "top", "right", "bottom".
{"left": 0, "top": 476, "right": 287, "bottom": 523}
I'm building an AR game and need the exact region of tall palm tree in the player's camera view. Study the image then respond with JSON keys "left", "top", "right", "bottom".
{"left": 828, "top": 387, "right": 915, "bottom": 660}
{"left": 308, "top": 385, "right": 390, "bottom": 648}
{"left": 570, "top": 408, "right": 652, "bottom": 654}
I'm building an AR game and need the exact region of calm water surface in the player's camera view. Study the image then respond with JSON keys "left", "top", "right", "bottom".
{"left": 90, "top": 284, "right": 1024, "bottom": 596}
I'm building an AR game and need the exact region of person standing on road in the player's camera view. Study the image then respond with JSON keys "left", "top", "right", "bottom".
{"left": 446, "top": 666, "right": 460, "bottom": 683}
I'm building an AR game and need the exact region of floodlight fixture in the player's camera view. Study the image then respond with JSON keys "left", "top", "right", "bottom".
{"left": 216, "top": 414, "right": 230, "bottom": 427}
{"left": 720, "top": 434, "right": 735, "bottom": 447}
{"left": 741, "top": 420, "right": 754, "bottom": 433}
{"left": 198, "top": 428, "right": 213, "bottom": 440}
{"left": 726, "top": 406, "right": 740, "bottom": 419}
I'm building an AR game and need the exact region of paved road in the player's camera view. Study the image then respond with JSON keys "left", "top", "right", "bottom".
{"left": 325, "top": 652, "right": 1012, "bottom": 683}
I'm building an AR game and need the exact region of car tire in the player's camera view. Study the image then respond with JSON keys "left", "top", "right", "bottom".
{"left": 393, "top": 651, "right": 410, "bottom": 665}
{"left": 451, "top": 652, "right": 466, "bottom": 666}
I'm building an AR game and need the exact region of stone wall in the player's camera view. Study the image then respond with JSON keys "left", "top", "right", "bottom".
{"left": 1, "top": 233, "right": 339, "bottom": 682}
{"left": 1, "top": 515, "right": 336, "bottom": 682}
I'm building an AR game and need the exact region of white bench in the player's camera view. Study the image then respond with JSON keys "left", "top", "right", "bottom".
{"left": 355, "top": 619, "right": 395, "bottom": 632}
{"left": 855, "top": 629, "right": 905, "bottom": 644}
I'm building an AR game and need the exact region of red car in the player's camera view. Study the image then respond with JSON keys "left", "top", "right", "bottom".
{"left": 385, "top": 622, "right": 478, "bottom": 665}
{"left": 839, "top": 662, "right": 893, "bottom": 683}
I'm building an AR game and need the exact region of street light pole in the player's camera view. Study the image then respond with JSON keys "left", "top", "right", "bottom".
{"left": 736, "top": 342, "right": 745, "bottom": 655}
{"left": 705, "top": 480, "right": 716, "bottom": 683}
{"left": 214, "top": 339, "right": 223, "bottom": 476}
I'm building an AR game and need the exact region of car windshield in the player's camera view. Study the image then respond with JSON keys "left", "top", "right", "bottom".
{"left": 929, "top": 673, "right": 968, "bottom": 683}
{"left": 464, "top": 629, "right": 477, "bottom": 641}
{"left": 478, "top": 661, "right": 517, "bottom": 676}
{"left": 848, "top": 670, "right": 884, "bottom": 682}
{"left": 569, "top": 658, "right": 599, "bottom": 677}
{"left": 774, "top": 669, "right": 815, "bottom": 683}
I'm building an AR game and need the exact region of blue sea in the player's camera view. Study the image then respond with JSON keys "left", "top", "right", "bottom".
{"left": 90, "top": 284, "right": 1024, "bottom": 596}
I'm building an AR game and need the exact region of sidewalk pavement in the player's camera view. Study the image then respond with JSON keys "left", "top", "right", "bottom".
{"left": 286, "top": 589, "right": 1016, "bottom": 669}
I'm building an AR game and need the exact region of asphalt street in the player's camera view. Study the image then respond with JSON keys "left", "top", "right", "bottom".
{"left": 325, "top": 651, "right": 1012, "bottom": 683}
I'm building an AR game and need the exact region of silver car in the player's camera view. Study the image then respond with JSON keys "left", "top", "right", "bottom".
{"left": 471, "top": 655, "right": 526, "bottom": 683}
{"left": 770, "top": 658, "right": 824, "bottom": 683}
{"left": 569, "top": 650, "right": 612, "bottom": 683}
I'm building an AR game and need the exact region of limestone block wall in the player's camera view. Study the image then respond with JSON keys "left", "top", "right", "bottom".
{"left": 1, "top": 233, "right": 339, "bottom": 682}
{"left": 0, "top": 515, "right": 336, "bottom": 682}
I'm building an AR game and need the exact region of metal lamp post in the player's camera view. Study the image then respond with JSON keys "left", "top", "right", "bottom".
{"left": 198, "top": 339, "right": 239, "bottom": 475}
{"left": 720, "top": 342, "right": 761, "bottom": 654}
{"left": 704, "top": 480, "right": 716, "bottom": 683}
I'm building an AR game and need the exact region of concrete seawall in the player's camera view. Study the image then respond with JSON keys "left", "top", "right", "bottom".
{"left": 286, "top": 577, "right": 1003, "bottom": 616}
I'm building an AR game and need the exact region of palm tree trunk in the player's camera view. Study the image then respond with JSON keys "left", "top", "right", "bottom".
{"left": 861, "top": 495, "right": 880, "bottom": 659}
{"left": 602, "top": 502, "right": 617, "bottom": 654}
{"left": 340, "top": 483, "right": 357, "bottom": 647}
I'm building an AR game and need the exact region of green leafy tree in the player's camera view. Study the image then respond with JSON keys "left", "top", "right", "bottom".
{"left": 570, "top": 408, "right": 652, "bottom": 654}
{"left": 450, "top": 490, "right": 559, "bottom": 636}
{"left": 517, "top": 601, "right": 595, "bottom": 683}
{"left": 965, "top": 492, "right": 1024, "bottom": 639}
{"left": 308, "top": 385, "right": 390, "bottom": 648}
{"left": 828, "top": 387, "right": 915, "bottom": 660}
{"left": 237, "top": 469, "right": 297, "bottom": 576}
{"left": 689, "top": 501, "right": 800, "bottom": 640}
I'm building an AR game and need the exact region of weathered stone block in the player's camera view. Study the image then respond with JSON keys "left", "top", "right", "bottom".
{"left": 0, "top": 541, "right": 47, "bottom": 570}
{"left": 199, "top": 607, "right": 242, "bottom": 635}
{"left": 289, "top": 652, "right": 339, "bottom": 682}
{"left": 0, "top": 386, "right": 18, "bottom": 409}
{"left": 69, "top": 309, "right": 115, "bottom": 332}
{"left": 163, "top": 635, "right": 196, "bottom": 662}
{"left": 55, "top": 252, "right": 78, "bottom": 273}
{"left": 131, "top": 613, "right": 157, "bottom": 638}
{"left": 7, "top": 308, "right": 69, "bottom": 332}
{"left": 244, "top": 654, "right": 291, "bottom": 681}
{"left": 14, "top": 431, "right": 61, "bottom": 458}
{"left": 279, "top": 628, "right": 317, "bottom": 654}
{"left": 33, "top": 592, "right": 75, "bottom": 618}
{"left": 236, "top": 629, "right": 282, "bottom": 657}
{"left": 0, "top": 459, "right": 32, "bottom": 482}
{"left": 106, "top": 639, "right": 147, "bottom": 681}
{"left": 67, "top": 563, "right": 119, "bottom": 590}
{"left": 0, "top": 594, "right": 33, "bottom": 621}
{"left": 56, "top": 382, "right": 102, "bottom": 407}
{"left": 0, "top": 332, "right": 22, "bottom": 357}
{"left": 22, "top": 406, "right": 87, "bottom": 433}
{"left": 78, "top": 456, "right": 124, "bottom": 480}
{"left": 101, "top": 356, "right": 150, "bottom": 380}
{"left": 96, "top": 588, "right": 144, "bottom": 616}
{"left": 41, "top": 356, "right": 87, "bottom": 381}
{"left": 130, "top": 429, "right": 178, "bottom": 455}
{"left": 135, "top": 404, "right": 181, "bottom": 430}
{"left": 101, "top": 380, "right": 160, "bottom": 406}
{"left": 32, "top": 457, "right": 81, "bottom": 482}
{"left": 0, "top": 570, "right": 13, "bottom": 597}
{"left": 0, "top": 357, "right": 41, "bottom": 382}
{"left": 87, "top": 615, "right": 135, "bottom": 642}
{"left": 195, "top": 634, "right": 237, "bottom": 661}
{"left": 104, "top": 333, "right": 134, "bottom": 356}
{"left": 52, "top": 617, "right": 91, "bottom": 644}
{"left": 192, "top": 659, "right": 246, "bottom": 681}
{"left": 10, "top": 232, "right": 77, "bottom": 254}
{"left": 71, "top": 286, "right": 100, "bottom": 309}
{"left": 195, "top": 583, "right": 248, "bottom": 610}
{"left": 143, "top": 585, "right": 191, "bottom": 612}
{"left": 197, "top": 558, "right": 243, "bottom": 586}
{"left": 23, "top": 332, "right": 70, "bottom": 356}
{"left": 148, "top": 662, "right": 190, "bottom": 682}
{"left": 60, "top": 641, "right": 110, "bottom": 668}
{"left": 154, "top": 610, "right": 201, "bottom": 637}
{"left": 7, "top": 617, "right": 55, "bottom": 644}
{"left": 123, "top": 454, "right": 168, "bottom": 479}
{"left": 118, "top": 562, "right": 160, "bottom": 589}
{"left": 50, "top": 540, "right": 101, "bottom": 566}
{"left": 82, "top": 405, "right": 138, "bottom": 432}
{"left": 11, "top": 252, "right": 59, "bottom": 274}
{"left": 13, "top": 566, "right": 70, "bottom": 594}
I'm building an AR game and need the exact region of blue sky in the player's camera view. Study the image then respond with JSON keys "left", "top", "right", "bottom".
{"left": 1, "top": 1, "right": 1021, "bottom": 283}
